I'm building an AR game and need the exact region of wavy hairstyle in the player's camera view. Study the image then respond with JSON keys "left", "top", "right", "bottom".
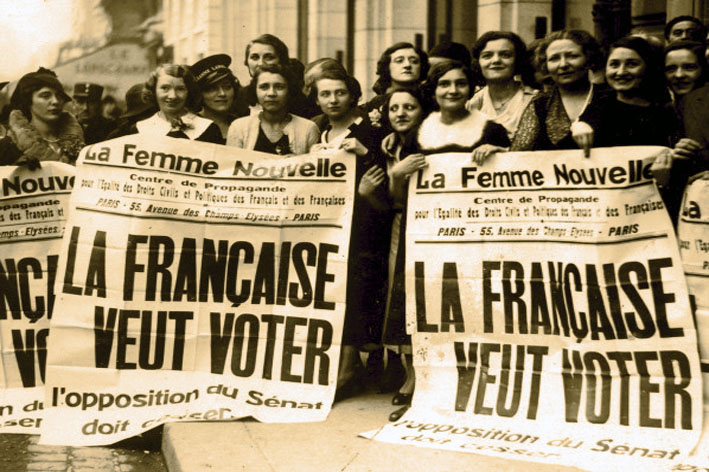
{"left": 539, "top": 30, "right": 605, "bottom": 75}
{"left": 421, "top": 60, "right": 475, "bottom": 110}
{"left": 244, "top": 34, "right": 290, "bottom": 70}
{"left": 372, "top": 42, "right": 430, "bottom": 95}
{"left": 379, "top": 87, "right": 429, "bottom": 132}
{"left": 609, "top": 35, "right": 668, "bottom": 103}
{"left": 311, "top": 68, "right": 362, "bottom": 107}
{"left": 246, "top": 63, "right": 300, "bottom": 106}
{"left": 142, "top": 64, "right": 202, "bottom": 113}
{"left": 664, "top": 39, "right": 709, "bottom": 91}
{"left": 471, "top": 31, "right": 534, "bottom": 86}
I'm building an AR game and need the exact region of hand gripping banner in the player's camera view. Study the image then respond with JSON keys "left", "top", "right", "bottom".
{"left": 39, "top": 135, "right": 354, "bottom": 446}
{"left": 370, "top": 147, "right": 704, "bottom": 472}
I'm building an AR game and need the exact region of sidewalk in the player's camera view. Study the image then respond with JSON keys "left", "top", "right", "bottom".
{"left": 162, "top": 390, "right": 584, "bottom": 472}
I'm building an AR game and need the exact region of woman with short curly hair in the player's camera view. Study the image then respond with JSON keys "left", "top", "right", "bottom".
{"left": 363, "top": 42, "right": 430, "bottom": 130}
{"left": 132, "top": 64, "right": 222, "bottom": 143}
{"left": 467, "top": 31, "right": 537, "bottom": 140}
{"left": 511, "top": 30, "right": 608, "bottom": 152}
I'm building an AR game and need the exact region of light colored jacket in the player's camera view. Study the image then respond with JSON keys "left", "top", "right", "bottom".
{"left": 226, "top": 113, "right": 320, "bottom": 155}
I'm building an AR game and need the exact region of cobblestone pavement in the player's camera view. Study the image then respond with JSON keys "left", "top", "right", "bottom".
{"left": 0, "top": 430, "right": 168, "bottom": 471}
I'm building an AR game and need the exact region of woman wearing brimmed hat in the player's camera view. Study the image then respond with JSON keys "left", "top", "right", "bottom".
{"left": 190, "top": 54, "right": 242, "bottom": 144}
{"left": 0, "top": 67, "right": 84, "bottom": 168}
{"left": 131, "top": 64, "right": 222, "bottom": 144}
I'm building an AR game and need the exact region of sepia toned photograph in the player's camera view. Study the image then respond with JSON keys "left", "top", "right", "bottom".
{"left": 0, "top": 1, "right": 708, "bottom": 471}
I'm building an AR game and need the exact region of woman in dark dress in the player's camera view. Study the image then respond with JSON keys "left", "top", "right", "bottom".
{"left": 190, "top": 54, "right": 242, "bottom": 144}
{"left": 511, "top": 30, "right": 607, "bottom": 152}
{"left": 581, "top": 36, "right": 699, "bottom": 224}
{"left": 370, "top": 62, "right": 509, "bottom": 421}
{"left": 309, "top": 69, "right": 390, "bottom": 400}
{"left": 588, "top": 36, "right": 679, "bottom": 148}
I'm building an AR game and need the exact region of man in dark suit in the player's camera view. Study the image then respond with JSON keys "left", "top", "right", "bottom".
{"left": 73, "top": 82, "right": 116, "bottom": 144}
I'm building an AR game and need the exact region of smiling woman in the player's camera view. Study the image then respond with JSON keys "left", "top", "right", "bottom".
{"left": 511, "top": 30, "right": 607, "bottom": 152}
{"left": 416, "top": 61, "right": 509, "bottom": 162}
{"left": 131, "top": 64, "right": 223, "bottom": 144}
{"left": 468, "top": 31, "right": 536, "bottom": 140}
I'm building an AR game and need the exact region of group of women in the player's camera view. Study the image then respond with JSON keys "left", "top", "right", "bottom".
{"left": 0, "top": 28, "right": 706, "bottom": 422}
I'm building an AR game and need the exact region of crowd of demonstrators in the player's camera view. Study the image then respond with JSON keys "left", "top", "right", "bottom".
{"left": 2, "top": 16, "right": 709, "bottom": 421}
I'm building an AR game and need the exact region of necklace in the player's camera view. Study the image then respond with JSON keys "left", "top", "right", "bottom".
{"left": 489, "top": 85, "right": 519, "bottom": 113}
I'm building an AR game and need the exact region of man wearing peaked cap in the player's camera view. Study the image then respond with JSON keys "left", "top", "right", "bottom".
{"left": 190, "top": 54, "right": 246, "bottom": 142}
{"left": 73, "top": 82, "right": 116, "bottom": 144}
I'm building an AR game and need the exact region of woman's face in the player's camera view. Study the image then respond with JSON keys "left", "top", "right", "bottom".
{"left": 389, "top": 48, "right": 422, "bottom": 84}
{"left": 546, "top": 39, "right": 588, "bottom": 87}
{"left": 256, "top": 71, "right": 288, "bottom": 113}
{"left": 388, "top": 91, "right": 423, "bottom": 134}
{"left": 606, "top": 47, "right": 646, "bottom": 94}
{"left": 202, "top": 77, "right": 235, "bottom": 113}
{"left": 434, "top": 68, "right": 469, "bottom": 112}
{"left": 31, "top": 87, "right": 64, "bottom": 124}
{"left": 247, "top": 43, "right": 279, "bottom": 76}
{"left": 315, "top": 78, "right": 353, "bottom": 120}
{"left": 479, "top": 38, "right": 516, "bottom": 82}
{"left": 156, "top": 71, "right": 188, "bottom": 116}
{"left": 665, "top": 49, "right": 702, "bottom": 96}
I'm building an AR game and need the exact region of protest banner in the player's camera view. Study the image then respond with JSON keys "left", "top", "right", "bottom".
{"left": 677, "top": 175, "right": 709, "bottom": 468}
{"left": 370, "top": 147, "right": 704, "bottom": 471}
{"left": 0, "top": 162, "right": 74, "bottom": 434}
{"left": 39, "top": 135, "right": 354, "bottom": 446}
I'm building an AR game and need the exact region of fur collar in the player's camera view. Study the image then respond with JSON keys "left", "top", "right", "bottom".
{"left": 417, "top": 110, "right": 490, "bottom": 151}
{"left": 7, "top": 109, "right": 84, "bottom": 163}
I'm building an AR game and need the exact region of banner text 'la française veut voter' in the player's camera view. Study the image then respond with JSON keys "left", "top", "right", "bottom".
{"left": 0, "top": 163, "right": 74, "bottom": 434}
{"left": 372, "top": 147, "right": 704, "bottom": 472}
{"left": 39, "top": 136, "right": 354, "bottom": 446}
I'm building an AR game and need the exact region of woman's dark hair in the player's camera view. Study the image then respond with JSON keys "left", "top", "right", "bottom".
{"left": 471, "top": 31, "right": 534, "bottom": 86}
{"left": 379, "top": 87, "right": 428, "bottom": 131}
{"left": 10, "top": 67, "right": 70, "bottom": 120}
{"left": 244, "top": 34, "right": 290, "bottom": 69}
{"left": 304, "top": 58, "right": 347, "bottom": 98}
{"left": 609, "top": 35, "right": 668, "bottom": 103}
{"left": 373, "top": 42, "right": 430, "bottom": 95}
{"left": 142, "top": 64, "right": 202, "bottom": 113}
{"left": 421, "top": 60, "right": 475, "bottom": 110}
{"left": 311, "top": 68, "right": 362, "bottom": 106}
{"left": 247, "top": 63, "right": 299, "bottom": 106}
{"left": 664, "top": 39, "right": 709, "bottom": 90}
{"left": 540, "top": 30, "right": 605, "bottom": 74}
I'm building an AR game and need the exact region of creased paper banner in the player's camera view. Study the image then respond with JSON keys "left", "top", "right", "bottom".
{"left": 371, "top": 147, "right": 705, "bottom": 472}
{"left": 0, "top": 162, "right": 74, "bottom": 434}
{"left": 39, "top": 135, "right": 354, "bottom": 446}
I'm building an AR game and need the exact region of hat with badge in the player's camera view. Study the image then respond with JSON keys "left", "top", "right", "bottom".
{"left": 190, "top": 54, "right": 235, "bottom": 89}
{"left": 73, "top": 82, "right": 104, "bottom": 102}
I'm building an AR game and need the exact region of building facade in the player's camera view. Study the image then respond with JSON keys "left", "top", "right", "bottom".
{"left": 164, "top": 0, "right": 708, "bottom": 99}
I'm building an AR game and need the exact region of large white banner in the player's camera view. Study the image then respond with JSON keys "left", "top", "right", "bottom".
{"left": 39, "top": 136, "right": 354, "bottom": 445}
{"left": 0, "top": 162, "right": 74, "bottom": 434}
{"left": 371, "top": 147, "right": 704, "bottom": 471}
{"left": 678, "top": 175, "right": 709, "bottom": 469}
